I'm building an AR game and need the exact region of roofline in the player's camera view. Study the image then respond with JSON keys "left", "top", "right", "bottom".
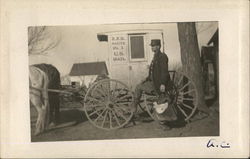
{"left": 97, "top": 29, "right": 164, "bottom": 35}
{"left": 201, "top": 46, "right": 215, "bottom": 48}
{"left": 69, "top": 61, "right": 109, "bottom": 76}
{"left": 72, "top": 61, "right": 106, "bottom": 65}
{"left": 207, "top": 29, "right": 218, "bottom": 45}
{"left": 69, "top": 74, "right": 99, "bottom": 77}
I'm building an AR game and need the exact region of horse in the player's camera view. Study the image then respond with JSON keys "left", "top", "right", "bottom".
{"left": 29, "top": 64, "right": 61, "bottom": 135}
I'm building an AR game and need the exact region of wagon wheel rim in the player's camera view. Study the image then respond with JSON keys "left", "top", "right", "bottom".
{"left": 143, "top": 94, "right": 158, "bottom": 121}
{"left": 172, "top": 71, "right": 198, "bottom": 121}
{"left": 143, "top": 71, "right": 198, "bottom": 122}
{"left": 84, "top": 79, "right": 134, "bottom": 130}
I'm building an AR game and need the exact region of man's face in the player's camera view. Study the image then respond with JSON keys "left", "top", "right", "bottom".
{"left": 151, "top": 45, "right": 161, "bottom": 53}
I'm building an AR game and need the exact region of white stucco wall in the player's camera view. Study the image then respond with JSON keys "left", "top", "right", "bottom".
{"left": 107, "top": 30, "right": 164, "bottom": 90}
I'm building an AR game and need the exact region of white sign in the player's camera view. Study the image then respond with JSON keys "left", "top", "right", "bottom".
{"left": 110, "top": 35, "right": 127, "bottom": 64}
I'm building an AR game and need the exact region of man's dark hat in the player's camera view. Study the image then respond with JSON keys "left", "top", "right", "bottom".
{"left": 150, "top": 39, "right": 161, "bottom": 46}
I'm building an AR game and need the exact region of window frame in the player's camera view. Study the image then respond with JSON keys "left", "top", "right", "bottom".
{"left": 128, "top": 34, "right": 147, "bottom": 62}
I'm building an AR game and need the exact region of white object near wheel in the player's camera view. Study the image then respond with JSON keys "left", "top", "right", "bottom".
{"left": 144, "top": 71, "right": 198, "bottom": 122}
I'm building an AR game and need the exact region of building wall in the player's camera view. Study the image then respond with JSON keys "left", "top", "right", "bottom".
{"left": 70, "top": 75, "right": 98, "bottom": 88}
{"left": 61, "top": 75, "right": 71, "bottom": 85}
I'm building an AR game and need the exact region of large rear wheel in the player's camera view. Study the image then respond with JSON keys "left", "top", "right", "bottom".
{"left": 144, "top": 71, "right": 198, "bottom": 122}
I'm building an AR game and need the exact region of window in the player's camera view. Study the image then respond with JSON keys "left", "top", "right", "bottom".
{"left": 129, "top": 35, "right": 146, "bottom": 61}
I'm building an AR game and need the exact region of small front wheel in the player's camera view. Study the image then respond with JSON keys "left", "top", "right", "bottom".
{"left": 84, "top": 79, "right": 134, "bottom": 130}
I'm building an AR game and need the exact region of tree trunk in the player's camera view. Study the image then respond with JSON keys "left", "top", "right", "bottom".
{"left": 177, "top": 22, "right": 209, "bottom": 113}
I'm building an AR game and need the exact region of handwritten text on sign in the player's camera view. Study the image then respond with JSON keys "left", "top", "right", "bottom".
{"left": 111, "top": 36, "right": 127, "bottom": 63}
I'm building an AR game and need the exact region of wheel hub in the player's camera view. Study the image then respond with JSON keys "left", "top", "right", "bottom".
{"left": 106, "top": 102, "right": 114, "bottom": 109}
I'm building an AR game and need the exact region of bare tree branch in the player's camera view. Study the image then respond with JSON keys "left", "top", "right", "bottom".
{"left": 28, "top": 26, "right": 61, "bottom": 55}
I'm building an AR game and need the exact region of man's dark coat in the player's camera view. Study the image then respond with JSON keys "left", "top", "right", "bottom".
{"left": 148, "top": 52, "right": 170, "bottom": 93}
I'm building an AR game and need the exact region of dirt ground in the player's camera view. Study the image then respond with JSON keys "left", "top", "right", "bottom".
{"left": 30, "top": 99, "right": 219, "bottom": 142}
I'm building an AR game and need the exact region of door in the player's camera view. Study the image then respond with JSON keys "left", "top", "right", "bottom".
{"left": 128, "top": 34, "right": 148, "bottom": 91}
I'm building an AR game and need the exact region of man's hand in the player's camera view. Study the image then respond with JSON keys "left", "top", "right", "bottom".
{"left": 160, "top": 84, "right": 165, "bottom": 93}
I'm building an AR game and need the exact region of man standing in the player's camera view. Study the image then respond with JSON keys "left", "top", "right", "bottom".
{"left": 132, "top": 39, "right": 173, "bottom": 130}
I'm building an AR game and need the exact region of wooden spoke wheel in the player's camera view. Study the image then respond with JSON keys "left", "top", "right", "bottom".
{"left": 172, "top": 71, "right": 198, "bottom": 121}
{"left": 143, "top": 71, "right": 198, "bottom": 122}
{"left": 84, "top": 79, "right": 134, "bottom": 130}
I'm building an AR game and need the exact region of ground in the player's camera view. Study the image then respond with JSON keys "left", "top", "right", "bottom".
{"left": 30, "top": 99, "right": 219, "bottom": 142}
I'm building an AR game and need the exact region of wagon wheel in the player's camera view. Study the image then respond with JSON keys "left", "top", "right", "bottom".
{"left": 84, "top": 79, "right": 134, "bottom": 130}
{"left": 144, "top": 71, "right": 198, "bottom": 122}
{"left": 143, "top": 93, "right": 158, "bottom": 120}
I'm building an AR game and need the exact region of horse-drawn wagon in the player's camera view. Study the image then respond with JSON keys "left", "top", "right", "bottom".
{"left": 30, "top": 29, "right": 198, "bottom": 133}
{"left": 71, "top": 30, "right": 198, "bottom": 130}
